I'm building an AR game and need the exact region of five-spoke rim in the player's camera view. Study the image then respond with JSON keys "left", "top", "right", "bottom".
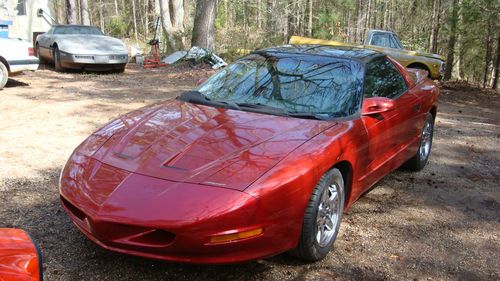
{"left": 419, "top": 120, "right": 433, "bottom": 160}
{"left": 316, "top": 182, "right": 341, "bottom": 247}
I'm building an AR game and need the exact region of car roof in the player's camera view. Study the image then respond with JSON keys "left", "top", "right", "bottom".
{"left": 52, "top": 24, "right": 99, "bottom": 28}
{"left": 369, "top": 29, "right": 395, "bottom": 34}
{"left": 252, "top": 45, "right": 385, "bottom": 63}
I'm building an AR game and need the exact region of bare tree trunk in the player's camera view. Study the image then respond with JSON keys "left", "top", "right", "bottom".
{"left": 76, "top": 0, "right": 81, "bottom": 23}
{"left": 66, "top": 0, "right": 77, "bottom": 24}
{"left": 354, "top": 0, "right": 360, "bottom": 43}
{"left": 257, "top": 0, "right": 262, "bottom": 29}
{"left": 80, "top": 0, "right": 90, "bottom": 25}
{"left": 282, "top": 1, "right": 290, "bottom": 39}
{"left": 99, "top": 0, "right": 104, "bottom": 31}
{"left": 307, "top": 0, "right": 313, "bottom": 36}
{"left": 114, "top": 0, "right": 119, "bottom": 15}
{"left": 191, "top": 0, "right": 217, "bottom": 51}
{"left": 243, "top": 0, "right": 248, "bottom": 31}
{"left": 299, "top": 0, "right": 306, "bottom": 35}
{"left": 382, "top": 0, "right": 388, "bottom": 29}
{"left": 443, "top": 0, "right": 458, "bottom": 81}
{"left": 132, "top": 0, "right": 139, "bottom": 40}
{"left": 287, "top": 0, "right": 296, "bottom": 38}
{"left": 224, "top": 0, "right": 229, "bottom": 27}
{"left": 144, "top": 0, "right": 150, "bottom": 38}
{"left": 365, "top": 0, "right": 371, "bottom": 32}
{"left": 492, "top": 36, "right": 499, "bottom": 90}
{"left": 453, "top": 0, "right": 463, "bottom": 79}
{"left": 55, "top": 0, "right": 64, "bottom": 24}
{"left": 482, "top": 19, "right": 492, "bottom": 88}
{"left": 159, "top": 0, "right": 186, "bottom": 51}
{"left": 266, "top": 0, "right": 273, "bottom": 32}
{"left": 372, "top": 0, "right": 377, "bottom": 28}
{"left": 410, "top": 0, "right": 417, "bottom": 41}
{"left": 429, "top": 0, "right": 441, "bottom": 54}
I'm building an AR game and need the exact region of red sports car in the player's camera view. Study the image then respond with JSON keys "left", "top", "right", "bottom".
{"left": 59, "top": 45, "right": 439, "bottom": 264}
{"left": 0, "top": 228, "right": 42, "bottom": 281}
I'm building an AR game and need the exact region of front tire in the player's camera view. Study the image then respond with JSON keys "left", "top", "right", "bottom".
{"left": 36, "top": 44, "right": 47, "bottom": 64}
{"left": 291, "top": 168, "right": 345, "bottom": 261}
{"left": 404, "top": 113, "right": 434, "bottom": 171}
{"left": 53, "top": 46, "right": 64, "bottom": 72}
{"left": 0, "top": 61, "right": 8, "bottom": 90}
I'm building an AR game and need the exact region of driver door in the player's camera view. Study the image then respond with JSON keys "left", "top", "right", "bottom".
{"left": 360, "top": 57, "right": 413, "bottom": 189}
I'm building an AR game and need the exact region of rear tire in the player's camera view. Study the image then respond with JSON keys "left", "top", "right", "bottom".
{"left": 290, "top": 168, "right": 345, "bottom": 261}
{"left": 403, "top": 113, "right": 434, "bottom": 171}
{"left": 0, "top": 61, "right": 8, "bottom": 90}
{"left": 53, "top": 46, "right": 64, "bottom": 72}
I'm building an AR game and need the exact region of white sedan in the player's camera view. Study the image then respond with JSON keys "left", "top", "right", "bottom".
{"left": 0, "top": 37, "right": 39, "bottom": 90}
{"left": 35, "top": 25, "right": 128, "bottom": 72}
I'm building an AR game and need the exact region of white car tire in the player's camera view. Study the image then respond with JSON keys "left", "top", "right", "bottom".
{"left": 0, "top": 61, "right": 8, "bottom": 90}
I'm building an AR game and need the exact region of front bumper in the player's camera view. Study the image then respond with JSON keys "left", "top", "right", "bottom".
{"left": 59, "top": 157, "right": 293, "bottom": 264}
{"left": 59, "top": 52, "right": 128, "bottom": 70}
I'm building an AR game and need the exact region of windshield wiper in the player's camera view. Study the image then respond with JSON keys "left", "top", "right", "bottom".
{"left": 178, "top": 91, "right": 211, "bottom": 104}
{"left": 236, "top": 102, "right": 284, "bottom": 112}
{"left": 178, "top": 91, "right": 240, "bottom": 110}
{"left": 285, "top": 112, "right": 331, "bottom": 120}
{"left": 179, "top": 95, "right": 330, "bottom": 120}
{"left": 214, "top": 100, "right": 241, "bottom": 110}
{"left": 237, "top": 102, "right": 330, "bottom": 120}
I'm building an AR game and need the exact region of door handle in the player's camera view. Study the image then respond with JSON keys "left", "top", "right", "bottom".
{"left": 413, "top": 103, "right": 422, "bottom": 112}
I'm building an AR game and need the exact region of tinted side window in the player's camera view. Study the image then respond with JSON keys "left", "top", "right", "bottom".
{"left": 364, "top": 58, "right": 408, "bottom": 99}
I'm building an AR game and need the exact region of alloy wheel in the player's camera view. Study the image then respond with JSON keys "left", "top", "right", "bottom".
{"left": 316, "top": 182, "right": 341, "bottom": 247}
{"left": 419, "top": 119, "right": 433, "bottom": 160}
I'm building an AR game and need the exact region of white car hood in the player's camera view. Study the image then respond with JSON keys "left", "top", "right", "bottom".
{"left": 56, "top": 35, "right": 127, "bottom": 55}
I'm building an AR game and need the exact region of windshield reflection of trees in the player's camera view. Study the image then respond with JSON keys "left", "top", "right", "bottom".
{"left": 198, "top": 54, "right": 363, "bottom": 117}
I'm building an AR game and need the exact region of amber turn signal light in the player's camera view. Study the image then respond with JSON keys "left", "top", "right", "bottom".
{"left": 209, "top": 228, "right": 263, "bottom": 244}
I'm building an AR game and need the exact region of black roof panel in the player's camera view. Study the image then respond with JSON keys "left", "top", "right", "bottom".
{"left": 253, "top": 44, "right": 384, "bottom": 63}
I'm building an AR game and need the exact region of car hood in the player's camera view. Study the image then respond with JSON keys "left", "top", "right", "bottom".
{"left": 91, "top": 100, "right": 336, "bottom": 191}
{"left": 366, "top": 45, "right": 445, "bottom": 61}
{"left": 55, "top": 35, "right": 127, "bottom": 55}
{"left": 401, "top": 49, "right": 445, "bottom": 61}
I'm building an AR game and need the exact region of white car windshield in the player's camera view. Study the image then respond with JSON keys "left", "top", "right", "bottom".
{"left": 54, "top": 26, "right": 104, "bottom": 35}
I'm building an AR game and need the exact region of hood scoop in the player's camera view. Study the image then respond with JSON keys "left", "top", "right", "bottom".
{"left": 94, "top": 100, "right": 335, "bottom": 190}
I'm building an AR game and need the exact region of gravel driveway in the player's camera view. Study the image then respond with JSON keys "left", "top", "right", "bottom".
{"left": 0, "top": 66, "right": 498, "bottom": 281}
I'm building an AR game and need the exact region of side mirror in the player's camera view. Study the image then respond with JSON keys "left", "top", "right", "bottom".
{"left": 362, "top": 97, "right": 396, "bottom": 116}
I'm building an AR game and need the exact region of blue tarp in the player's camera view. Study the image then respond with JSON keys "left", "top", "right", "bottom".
{"left": 0, "top": 19, "right": 13, "bottom": 38}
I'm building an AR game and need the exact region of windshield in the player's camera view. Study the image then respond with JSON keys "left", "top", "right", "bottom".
{"left": 54, "top": 26, "right": 104, "bottom": 35}
{"left": 196, "top": 53, "right": 364, "bottom": 118}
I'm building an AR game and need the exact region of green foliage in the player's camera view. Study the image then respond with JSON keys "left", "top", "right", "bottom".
{"left": 107, "top": 16, "right": 128, "bottom": 38}
{"left": 69, "top": 0, "right": 498, "bottom": 85}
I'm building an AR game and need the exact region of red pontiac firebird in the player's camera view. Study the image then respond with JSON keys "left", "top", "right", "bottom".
{"left": 59, "top": 45, "right": 439, "bottom": 264}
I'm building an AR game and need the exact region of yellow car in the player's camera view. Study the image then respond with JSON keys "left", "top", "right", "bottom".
{"left": 290, "top": 30, "right": 445, "bottom": 80}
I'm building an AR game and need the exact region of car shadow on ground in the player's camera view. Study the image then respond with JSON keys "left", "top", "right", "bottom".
{"left": 38, "top": 62, "right": 125, "bottom": 75}
{"left": 1, "top": 141, "right": 497, "bottom": 281}
{"left": 5, "top": 78, "right": 29, "bottom": 88}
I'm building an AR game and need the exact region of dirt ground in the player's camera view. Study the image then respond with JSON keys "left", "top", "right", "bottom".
{"left": 0, "top": 65, "right": 498, "bottom": 281}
